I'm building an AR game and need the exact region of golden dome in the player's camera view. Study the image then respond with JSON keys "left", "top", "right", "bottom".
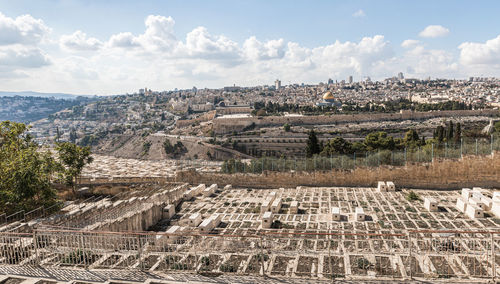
{"left": 322, "top": 91, "right": 335, "bottom": 100}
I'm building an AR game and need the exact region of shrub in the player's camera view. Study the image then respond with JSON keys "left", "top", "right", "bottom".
{"left": 406, "top": 191, "right": 420, "bottom": 201}
{"left": 283, "top": 123, "right": 291, "bottom": 132}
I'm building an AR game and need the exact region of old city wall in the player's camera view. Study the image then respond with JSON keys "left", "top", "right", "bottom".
{"left": 176, "top": 110, "right": 217, "bottom": 128}
{"left": 212, "top": 109, "right": 499, "bottom": 134}
{"left": 176, "top": 154, "right": 500, "bottom": 190}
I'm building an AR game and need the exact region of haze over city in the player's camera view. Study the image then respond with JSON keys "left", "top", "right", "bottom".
{"left": 1, "top": 0, "right": 500, "bottom": 94}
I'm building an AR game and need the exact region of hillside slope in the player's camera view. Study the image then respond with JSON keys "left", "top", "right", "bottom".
{"left": 94, "top": 133, "right": 252, "bottom": 161}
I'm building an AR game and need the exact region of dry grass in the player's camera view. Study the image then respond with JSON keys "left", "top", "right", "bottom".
{"left": 178, "top": 153, "right": 500, "bottom": 189}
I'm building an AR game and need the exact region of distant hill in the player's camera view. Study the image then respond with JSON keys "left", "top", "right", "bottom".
{"left": 0, "top": 91, "right": 93, "bottom": 100}
{"left": 0, "top": 95, "right": 99, "bottom": 123}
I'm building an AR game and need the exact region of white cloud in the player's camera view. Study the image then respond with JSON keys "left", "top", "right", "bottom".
{"left": 6, "top": 12, "right": 500, "bottom": 94}
{"left": 0, "top": 12, "right": 50, "bottom": 45}
{"left": 181, "top": 26, "right": 239, "bottom": 60}
{"left": 459, "top": 35, "right": 500, "bottom": 66}
{"left": 138, "top": 15, "right": 177, "bottom": 51}
{"left": 352, "top": 9, "right": 366, "bottom": 18}
{"left": 105, "top": 15, "right": 178, "bottom": 53}
{"left": 401, "top": 39, "right": 420, "bottom": 48}
{"left": 403, "top": 45, "right": 458, "bottom": 76}
{"left": 310, "top": 35, "right": 392, "bottom": 74}
{"left": 108, "top": 32, "right": 140, "bottom": 48}
{"left": 242, "top": 36, "right": 285, "bottom": 61}
{"left": 419, "top": 25, "right": 449, "bottom": 38}
{"left": 60, "top": 31, "right": 103, "bottom": 51}
{"left": 0, "top": 46, "right": 50, "bottom": 68}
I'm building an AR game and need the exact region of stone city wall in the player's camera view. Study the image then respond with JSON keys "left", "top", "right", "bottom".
{"left": 212, "top": 109, "right": 499, "bottom": 134}
{"left": 176, "top": 110, "right": 217, "bottom": 128}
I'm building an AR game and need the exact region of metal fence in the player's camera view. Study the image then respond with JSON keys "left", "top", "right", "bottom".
{"left": 1, "top": 229, "right": 500, "bottom": 280}
{"left": 0, "top": 203, "right": 61, "bottom": 229}
{"left": 222, "top": 136, "right": 500, "bottom": 173}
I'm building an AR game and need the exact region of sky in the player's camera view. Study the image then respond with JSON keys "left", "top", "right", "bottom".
{"left": 1, "top": 0, "right": 500, "bottom": 95}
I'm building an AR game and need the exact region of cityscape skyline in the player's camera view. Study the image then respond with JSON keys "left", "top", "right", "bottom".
{"left": 1, "top": 0, "right": 500, "bottom": 94}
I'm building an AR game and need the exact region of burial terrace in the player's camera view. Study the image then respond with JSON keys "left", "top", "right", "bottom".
{"left": 81, "top": 155, "right": 221, "bottom": 179}
{"left": 2, "top": 183, "right": 500, "bottom": 282}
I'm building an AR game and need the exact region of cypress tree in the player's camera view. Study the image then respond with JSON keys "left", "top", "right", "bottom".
{"left": 436, "top": 126, "right": 444, "bottom": 143}
{"left": 306, "top": 129, "right": 320, "bottom": 157}
{"left": 447, "top": 121, "right": 454, "bottom": 141}
{"left": 454, "top": 123, "right": 461, "bottom": 144}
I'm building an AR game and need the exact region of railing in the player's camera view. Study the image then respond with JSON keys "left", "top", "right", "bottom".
{"left": 1, "top": 229, "right": 500, "bottom": 280}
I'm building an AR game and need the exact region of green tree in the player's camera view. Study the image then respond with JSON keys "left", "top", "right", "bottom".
{"left": 305, "top": 129, "right": 320, "bottom": 157}
{"left": 69, "top": 128, "right": 77, "bottom": 144}
{"left": 434, "top": 125, "right": 445, "bottom": 143}
{"left": 447, "top": 121, "right": 454, "bottom": 142}
{"left": 403, "top": 129, "right": 422, "bottom": 149}
{"left": 283, "top": 123, "right": 291, "bottom": 132}
{"left": 55, "top": 142, "right": 93, "bottom": 192}
{"left": 321, "top": 137, "right": 353, "bottom": 155}
{"left": 494, "top": 121, "right": 500, "bottom": 133}
{"left": 55, "top": 126, "right": 61, "bottom": 142}
{"left": 352, "top": 141, "right": 367, "bottom": 153}
{"left": 256, "top": 109, "right": 267, "bottom": 116}
{"left": 454, "top": 122, "right": 461, "bottom": 144}
{"left": 0, "top": 121, "right": 60, "bottom": 214}
{"left": 364, "top": 132, "right": 396, "bottom": 151}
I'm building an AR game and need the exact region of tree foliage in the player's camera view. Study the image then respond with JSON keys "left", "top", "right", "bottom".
{"left": 364, "top": 131, "right": 396, "bottom": 151}
{"left": 318, "top": 129, "right": 427, "bottom": 157}
{"left": 494, "top": 121, "right": 500, "bottom": 133}
{"left": 403, "top": 129, "right": 425, "bottom": 149}
{"left": 55, "top": 142, "right": 93, "bottom": 188}
{"left": 321, "top": 137, "right": 353, "bottom": 155}
{"left": 305, "top": 129, "right": 321, "bottom": 157}
{"left": 283, "top": 123, "right": 291, "bottom": 132}
{"left": 0, "top": 121, "right": 61, "bottom": 214}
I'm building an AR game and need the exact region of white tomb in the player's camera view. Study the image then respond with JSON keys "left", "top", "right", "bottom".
{"left": 198, "top": 218, "right": 213, "bottom": 233}
{"left": 386, "top": 181, "right": 396, "bottom": 191}
{"left": 262, "top": 211, "right": 273, "bottom": 229}
{"left": 290, "top": 201, "right": 298, "bottom": 214}
{"left": 183, "top": 189, "right": 194, "bottom": 200}
{"left": 461, "top": 188, "right": 473, "bottom": 200}
{"left": 165, "top": 225, "right": 181, "bottom": 243}
{"left": 469, "top": 197, "right": 486, "bottom": 210}
{"left": 456, "top": 197, "right": 468, "bottom": 213}
{"left": 465, "top": 204, "right": 484, "bottom": 219}
{"left": 377, "top": 181, "right": 387, "bottom": 192}
{"left": 261, "top": 199, "right": 272, "bottom": 214}
{"left": 491, "top": 200, "right": 500, "bottom": 217}
{"left": 271, "top": 198, "right": 282, "bottom": 213}
{"left": 424, "top": 197, "right": 438, "bottom": 212}
{"left": 331, "top": 207, "right": 340, "bottom": 221}
{"left": 188, "top": 213, "right": 202, "bottom": 227}
{"left": 163, "top": 204, "right": 175, "bottom": 219}
{"left": 355, "top": 207, "right": 365, "bottom": 221}
{"left": 493, "top": 192, "right": 500, "bottom": 200}
{"left": 201, "top": 184, "right": 217, "bottom": 197}
{"left": 269, "top": 191, "right": 277, "bottom": 202}
{"left": 191, "top": 184, "right": 206, "bottom": 196}
{"left": 481, "top": 197, "right": 493, "bottom": 211}
{"left": 210, "top": 214, "right": 222, "bottom": 228}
